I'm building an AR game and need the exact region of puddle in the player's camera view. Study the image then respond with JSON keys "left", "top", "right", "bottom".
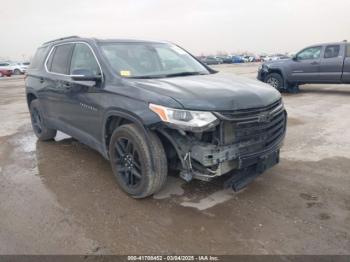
{"left": 180, "top": 189, "right": 234, "bottom": 211}
{"left": 16, "top": 134, "right": 37, "bottom": 153}
{"left": 153, "top": 176, "right": 185, "bottom": 199}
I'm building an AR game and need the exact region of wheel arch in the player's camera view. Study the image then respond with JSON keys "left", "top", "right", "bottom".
{"left": 265, "top": 68, "right": 290, "bottom": 90}
{"left": 266, "top": 68, "right": 284, "bottom": 80}
{"left": 26, "top": 92, "right": 38, "bottom": 107}
{"left": 102, "top": 109, "right": 158, "bottom": 173}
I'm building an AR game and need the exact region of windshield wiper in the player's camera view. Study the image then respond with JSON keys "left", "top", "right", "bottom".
{"left": 128, "top": 75, "right": 166, "bottom": 79}
{"left": 163, "top": 71, "right": 208, "bottom": 77}
{"left": 128, "top": 71, "right": 208, "bottom": 79}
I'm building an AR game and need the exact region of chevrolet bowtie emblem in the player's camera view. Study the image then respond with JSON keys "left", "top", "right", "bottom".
{"left": 258, "top": 113, "right": 270, "bottom": 123}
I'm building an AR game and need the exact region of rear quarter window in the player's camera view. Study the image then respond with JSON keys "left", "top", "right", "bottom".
{"left": 29, "top": 47, "right": 49, "bottom": 70}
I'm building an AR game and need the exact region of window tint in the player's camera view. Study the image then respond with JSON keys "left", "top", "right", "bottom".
{"left": 30, "top": 47, "right": 48, "bottom": 69}
{"left": 49, "top": 44, "right": 74, "bottom": 74}
{"left": 324, "top": 45, "right": 340, "bottom": 58}
{"left": 70, "top": 43, "right": 100, "bottom": 75}
{"left": 297, "top": 46, "right": 322, "bottom": 60}
{"left": 347, "top": 44, "right": 350, "bottom": 57}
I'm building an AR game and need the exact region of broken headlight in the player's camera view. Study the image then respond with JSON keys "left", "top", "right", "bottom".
{"left": 149, "top": 103, "right": 218, "bottom": 131}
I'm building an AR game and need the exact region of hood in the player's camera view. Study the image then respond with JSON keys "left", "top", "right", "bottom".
{"left": 264, "top": 58, "right": 292, "bottom": 66}
{"left": 128, "top": 73, "right": 281, "bottom": 111}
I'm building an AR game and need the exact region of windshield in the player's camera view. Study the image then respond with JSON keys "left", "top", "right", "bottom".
{"left": 99, "top": 42, "right": 210, "bottom": 78}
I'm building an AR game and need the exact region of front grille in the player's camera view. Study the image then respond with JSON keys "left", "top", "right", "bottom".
{"left": 216, "top": 99, "right": 286, "bottom": 156}
{"left": 215, "top": 99, "right": 283, "bottom": 122}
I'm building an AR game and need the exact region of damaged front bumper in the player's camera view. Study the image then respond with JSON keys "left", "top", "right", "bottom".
{"left": 156, "top": 99, "right": 287, "bottom": 191}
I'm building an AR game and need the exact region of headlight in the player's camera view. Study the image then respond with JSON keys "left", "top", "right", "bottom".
{"left": 149, "top": 103, "right": 218, "bottom": 131}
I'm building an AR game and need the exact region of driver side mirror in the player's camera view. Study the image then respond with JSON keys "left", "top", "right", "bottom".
{"left": 292, "top": 55, "right": 298, "bottom": 61}
{"left": 71, "top": 69, "right": 102, "bottom": 82}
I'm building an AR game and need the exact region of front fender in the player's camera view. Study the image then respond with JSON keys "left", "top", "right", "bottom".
{"left": 101, "top": 107, "right": 162, "bottom": 173}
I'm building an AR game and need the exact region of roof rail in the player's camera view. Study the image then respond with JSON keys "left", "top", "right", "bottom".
{"left": 43, "top": 35, "right": 80, "bottom": 45}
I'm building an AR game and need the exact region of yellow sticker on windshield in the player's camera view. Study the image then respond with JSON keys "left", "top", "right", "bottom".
{"left": 120, "top": 70, "right": 131, "bottom": 77}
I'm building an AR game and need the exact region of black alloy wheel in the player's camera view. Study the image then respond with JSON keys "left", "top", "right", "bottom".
{"left": 114, "top": 137, "right": 143, "bottom": 188}
{"left": 109, "top": 124, "right": 167, "bottom": 198}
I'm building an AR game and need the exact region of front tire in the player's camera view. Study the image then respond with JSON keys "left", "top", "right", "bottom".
{"left": 265, "top": 73, "right": 284, "bottom": 90}
{"left": 13, "top": 69, "right": 21, "bottom": 75}
{"left": 29, "top": 100, "right": 57, "bottom": 141}
{"left": 109, "top": 124, "right": 167, "bottom": 198}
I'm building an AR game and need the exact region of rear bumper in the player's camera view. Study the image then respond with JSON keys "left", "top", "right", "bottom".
{"left": 0, "top": 70, "right": 12, "bottom": 76}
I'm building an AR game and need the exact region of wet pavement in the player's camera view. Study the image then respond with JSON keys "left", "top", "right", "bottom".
{"left": 0, "top": 65, "right": 349, "bottom": 254}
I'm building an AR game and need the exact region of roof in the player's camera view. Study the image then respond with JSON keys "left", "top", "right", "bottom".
{"left": 307, "top": 41, "right": 348, "bottom": 47}
{"left": 42, "top": 36, "right": 168, "bottom": 46}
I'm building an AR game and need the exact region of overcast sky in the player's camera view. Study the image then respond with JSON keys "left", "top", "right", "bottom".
{"left": 1, "top": 0, "right": 349, "bottom": 60}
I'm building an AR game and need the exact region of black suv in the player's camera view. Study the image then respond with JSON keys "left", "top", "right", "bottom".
{"left": 26, "top": 36, "right": 287, "bottom": 198}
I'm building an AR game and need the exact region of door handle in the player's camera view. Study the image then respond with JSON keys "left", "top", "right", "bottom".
{"left": 310, "top": 61, "right": 319, "bottom": 65}
{"left": 39, "top": 77, "right": 45, "bottom": 83}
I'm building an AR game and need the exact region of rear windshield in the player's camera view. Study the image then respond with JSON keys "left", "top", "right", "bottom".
{"left": 99, "top": 42, "right": 209, "bottom": 78}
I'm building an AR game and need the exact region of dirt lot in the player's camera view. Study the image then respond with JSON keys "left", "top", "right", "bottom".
{"left": 0, "top": 64, "right": 349, "bottom": 255}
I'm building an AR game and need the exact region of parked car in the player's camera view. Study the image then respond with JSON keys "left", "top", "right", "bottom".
{"left": 26, "top": 36, "right": 286, "bottom": 198}
{"left": 253, "top": 56, "right": 262, "bottom": 62}
{"left": 201, "top": 56, "right": 221, "bottom": 65}
{"left": 270, "top": 54, "right": 290, "bottom": 61}
{"left": 0, "top": 69, "right": 12, "bottom": 77}
{"left": 261, "top": 56, "right": 272, "bottom": 62}
{"left": 0, "top": 61, "right": 27, "bottom": 75}
{"left": 241, "top": 55, "right": 250, "bottom": 63}
{"left": 17, "top": 62, "right": 30, "bottom": 73}
{"left": 231, "top": 55, "right": 244, "bottom": 63}
{"left": 258, "top": 42, "right": 350, "bottom": 92}
{"left": 221, "top": 55, "right": 233, "bottom": 63}
{"left": 214, "top": 56, "right": 225, "bottom": 64}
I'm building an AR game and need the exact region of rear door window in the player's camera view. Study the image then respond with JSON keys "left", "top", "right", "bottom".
{"left": 324, "top": 45, "right": 340, "bottom": 59}
{"left": 48, "top": 44, "right": 74, "bottom": 74}
{"left": 347, "top": 44, "right": 350, "bottom": 57}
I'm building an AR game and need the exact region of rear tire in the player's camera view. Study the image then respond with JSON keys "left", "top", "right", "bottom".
{"left": 265, "top": 73, "right": 284, "bottom": 90}
{"left": 109, "top": 124, "right": 167, "bottom": 198}
{"left": 29, "top": 100, "right": 57, "bottom": 141}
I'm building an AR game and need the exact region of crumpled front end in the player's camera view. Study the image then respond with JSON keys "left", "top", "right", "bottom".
{"left": 157, "top": 99, "right": 287, "bottom": 191}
